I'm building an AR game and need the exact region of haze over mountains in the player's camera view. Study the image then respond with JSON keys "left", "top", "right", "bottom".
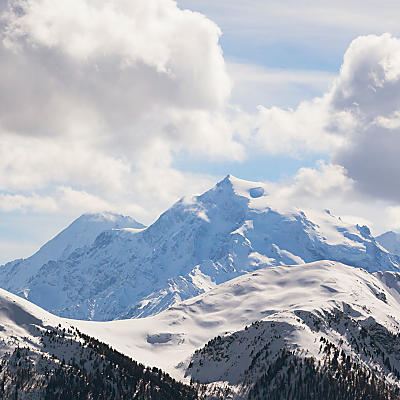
{"left": 0, "top": 175, "right": 399, "bottom": 322}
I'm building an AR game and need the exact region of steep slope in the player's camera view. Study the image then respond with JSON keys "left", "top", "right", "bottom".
{"left": 0, "top": 289, "right": 196, "bottom": 399}
{"left": 1, "top": 175, "right": 399, "bottom": 321}
{"left": 0, "top": 212, "right": 145, "bottom": 293}
{"left": 72, "top": 261, "right": 400, "bottom": 388}
{"left": 377, "top": 231, "right": 400, "bottom": 256}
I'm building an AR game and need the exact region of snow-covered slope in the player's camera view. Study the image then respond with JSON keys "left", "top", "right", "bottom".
{"left": 0, "top": 287, "right": 62, "bottom": 354}
{"left": 1, "top": 261, "right": 400, "bottom": 398}
{"left": 71, "top": 261, "right": 400, "bottom": 397}
{"left": 0, "top": 288, "right": 195, "bottom": 399}
{"left": 1, "top": 175, "right": 399, "bottom": 321}
{"left": 0, "top": 212, "right": 145, "bottom": 293}
{"left": 376, "top": 231, "right": 400, "bottom": 256}
{"left": 69, "top": 261, "right": 400, "bottom": 377}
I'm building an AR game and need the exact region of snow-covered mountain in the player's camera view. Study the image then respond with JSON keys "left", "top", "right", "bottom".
{"left": 73, "top": 261, "right": 400, "bottom": 398}
{"left": 29, "top": 211, "right": 145, "bottom": 264}
{"left": 376, "top": 231, "right": 400, "bottom": 256}
{"left": 0, "top": 212, "right": 144, "bottom": 293}
{"left": 1, "top": 261, "right": 400, "bottom": 398}
{"left": 0, "top": 175, "right": 399, "bottom": 321}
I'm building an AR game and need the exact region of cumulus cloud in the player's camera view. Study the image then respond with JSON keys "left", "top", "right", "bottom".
{"left": 239, "top": 33, "right": 400, "bottom": 233}
{"left": 263, "top": 161, "right": 399, "bottom": 234}
{"left": 252, "top": 99, "right": 343, "bottom": 156}
{"left": 329, "top": 34, "right": 400, "bottom": 201}
{"left": 3, "top": 0, "right": 400, "bottom": 263}
{"left": 0, "top": 0, "right": 242, "bottom": 235}
{"left": 0, "top": 135, "right": 131, "bottom": 192}
{"left": 274, "top": 161, "right": 354, "bottom": 201}
{"left": 0, "top": 0, "right": 232, "bottom": 141}
{"left": 246, "top": 33, "right": 400, "bottom": 205}
{"left": 264, "top": 161, "right": 356, "bottom": 216}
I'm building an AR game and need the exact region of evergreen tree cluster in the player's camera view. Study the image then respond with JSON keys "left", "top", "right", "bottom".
{"left": 2, "top": 307, "right": 400, "bottom": 399}
{"left": 188, "top": 310, "right": 400, "bottom": 400}
{"left": 0, "top": 326, "right": 197, "bottom": 400}
{"left": 248, "top": 341, "right": 400, "bottom": 400}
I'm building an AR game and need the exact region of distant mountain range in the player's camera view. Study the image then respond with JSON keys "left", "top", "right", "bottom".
{"left": 0, "top": 175, "right": 399, "bottom": 321}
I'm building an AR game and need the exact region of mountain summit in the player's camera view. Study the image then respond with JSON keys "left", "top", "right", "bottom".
{"left": 0, "top": 212, "right": 144, "bottom": 293}
{"left": 376, "top": 231, "right": 400, "bottom": 256}
{"left": 0, "top": 175, "right": 398, "bottom": 321}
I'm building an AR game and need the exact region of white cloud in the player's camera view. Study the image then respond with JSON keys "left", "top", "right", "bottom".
{"left": 2, "top": 0, "right": 400, "bottom": 263}
{"left": 0, "top": 0, "right": 241, "bottom": 234}
{"left": 264, "top": 162, "right": 356, "bottom": 215}
{"left": 235, "top": 34, "right": 400, "bottom": 206}
{"left": 386, "top": 206, "right": 400, "bottom": 231}
{"left": 0, "top": 0, "right": 240, "bottom": 159}
{"left": 262, "top": 161, "right": 398, "bottom": 235}
{"left": 274, "top": 162, "right": 354, "bottom": 200}
{"left": 329, "top": 34, "right": 400, "bottom": 201}
{"left": 0, "top": 192, "right": 57, "bottom": 212}
{"left": 252, "top": 98, "right": 344, "bottom": 156}
{"left": 57, "top": 187, "right": 115, "bottom": 214}
{"left": 0, "top": 135, "right": 132, "bottom": 192}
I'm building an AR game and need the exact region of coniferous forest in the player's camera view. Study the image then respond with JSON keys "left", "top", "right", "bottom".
{"left": 0, "top": 326, "right": 197, "bottom": 400}
{"left": 1, "top": 324, "right": 400, "bottom": 399}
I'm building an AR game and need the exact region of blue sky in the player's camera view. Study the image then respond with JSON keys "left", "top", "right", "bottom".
{"left": 170, "top": 1, "right": 349, "bottom": 183}
{"left": 1, "top": 0, "right": 400, "bottom": 263}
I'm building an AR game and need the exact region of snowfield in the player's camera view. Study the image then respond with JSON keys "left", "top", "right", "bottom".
{"left": 72, "top": 260, "right": 400, "bottom": 384}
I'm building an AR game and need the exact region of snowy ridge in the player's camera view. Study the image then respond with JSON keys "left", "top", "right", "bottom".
{"left": 0, "top": 287, "right": 62, "bottom": 357}
{"left": 1, "top": 175, "right": 400, "bottom": 321}
{"left": 71, "top": 261, "right": 400, "bottom": 386}
{"left": 0, "top": 212, "right": 145, "bottom": 294}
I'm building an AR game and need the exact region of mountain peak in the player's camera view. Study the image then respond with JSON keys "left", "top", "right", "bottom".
{"left": 2, "top": 175, "right": 400, "bottom": 322}
{"left": 215, "top": 173, "right": 238, "bottom": 188}
{"left": 379, "top": 230, "right": 397, "bottom": 238}
{"left": 214, "top": 174, "right": 267, "bottom": 200}
{"left": 75, "top": 211, "right": 145, "bottom": 229}
{"left": 0, "top": 211, "right": 146, "bottom": 292}
{"left": 218, "top": 173, "right": 254, "bottom": 185}
{"left": 376, "top": 230, "right": 400, "bottom": 255}
{"left": 36, "top": 212, "right": 145, "bottom": 262}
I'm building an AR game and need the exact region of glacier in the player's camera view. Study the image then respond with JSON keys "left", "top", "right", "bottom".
{"left": 0, "top": 175, "right": 399, "bottom": 321}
